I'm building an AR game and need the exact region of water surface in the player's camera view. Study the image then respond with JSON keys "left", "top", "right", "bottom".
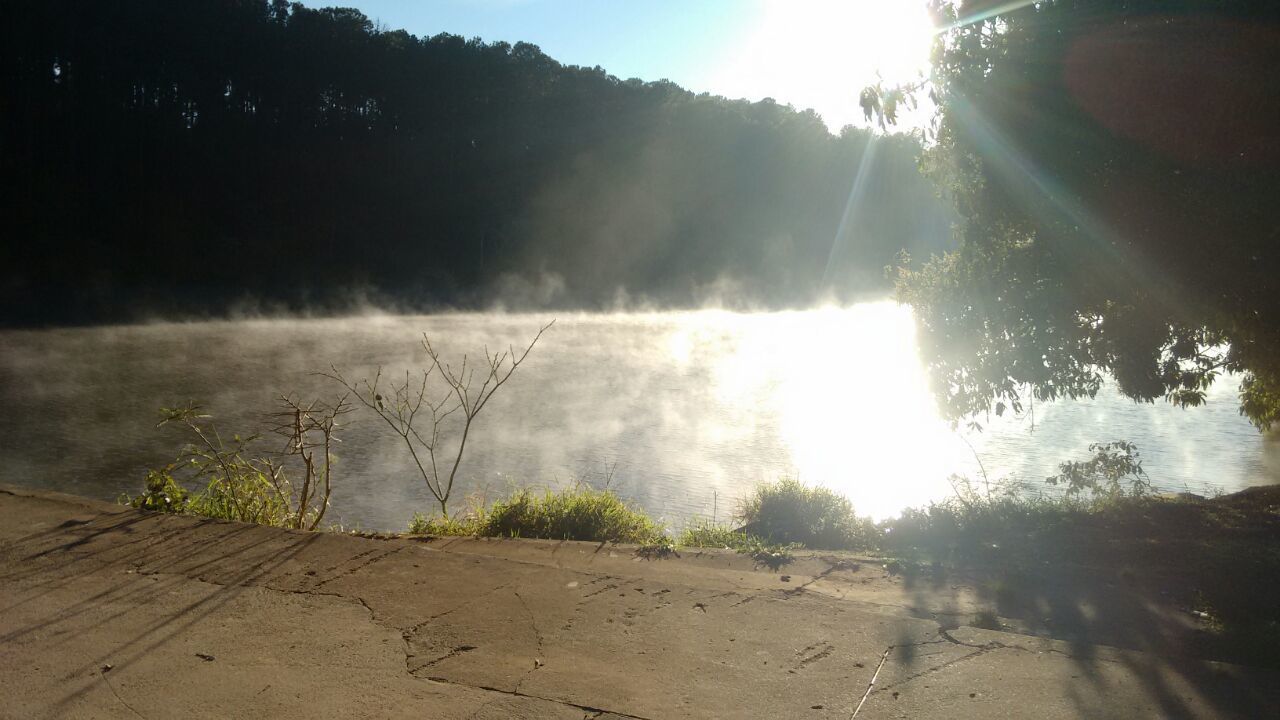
{"left": 2, "top": 303, "right": 1276, "bottom": 530}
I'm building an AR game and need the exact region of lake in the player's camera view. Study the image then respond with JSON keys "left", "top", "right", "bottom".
{"left": 2, "top": 302, "right": 1276, "bottom": 531}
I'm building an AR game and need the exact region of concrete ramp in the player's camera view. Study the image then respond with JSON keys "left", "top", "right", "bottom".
{"left": 2, "top": 485, "right": 1275, "bottom": 719}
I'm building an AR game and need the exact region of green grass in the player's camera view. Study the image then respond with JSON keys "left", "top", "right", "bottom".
{"left": 635, "top": 534, "right": 679, "bottom": 559}
{"left": 123, "top": 464, "right": 295, "bottom": 527}
{"left": 184, "top": 471, "right": 293, "bottom": 527}
{"left": 881, "top": 493, "right": 1080, "bottom": 562}
{"left": 679, "top": 521, "right": 758, "bottom": 550}
{"left": 407, "top": 511, "right": 478, "bottom": 536}
{"left": 876, "top": 489, "right": 1250, "bottom": 564}
{"left": 407, "top": 478, "right": 873, "bottom": 565}
{"left": 408, "top": 486, "right": 666, "bottom": 544}
{"left": 738, "top": 477, "right": 878, "bottom": 550}
{"left": 405, "top": 479, "right": 855, "bottom": 568}
{"left": 678, "top": 520, "right": 796, "bottom": 567}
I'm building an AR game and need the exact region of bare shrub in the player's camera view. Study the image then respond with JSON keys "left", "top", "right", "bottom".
{"left": 325, "top": 321, "right": 553, "bottom": 517}
{"left": 146, "top": 394, "right": 351, "bottom": 529}
{"left": 265, "top": 394, "right": 353, "bottom": 529}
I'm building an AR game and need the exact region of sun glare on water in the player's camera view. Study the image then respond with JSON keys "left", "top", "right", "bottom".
{"left": 674, "top": 303, "right": 968, "bottom": 520}
{"left": 769, "top": 306, "right": 963, "bottom": 519}
{"left": 701, "top": 0, "right": 937, "bottom": 130}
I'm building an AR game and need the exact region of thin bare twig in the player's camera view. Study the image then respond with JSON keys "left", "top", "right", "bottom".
{"left": 851, "top": 645, "right": 893, "bottom": 718}
{"left": 324, "top": 320, "right": 554, "bottom": 517}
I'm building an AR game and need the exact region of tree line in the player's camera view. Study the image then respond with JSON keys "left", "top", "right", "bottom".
{"left": 1, "top": 0, "right": 953, "bottom": 325}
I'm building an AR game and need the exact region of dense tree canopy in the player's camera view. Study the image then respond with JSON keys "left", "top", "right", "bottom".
{"left": 1, "top": 1, "right": 952, "bottom": 325}
{"left": 884, "top": 0, "right": 1280, "bottom": 429}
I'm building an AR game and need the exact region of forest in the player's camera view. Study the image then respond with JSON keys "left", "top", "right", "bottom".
{"left": 1, "top": 0, "right": 952, "bottom": 325}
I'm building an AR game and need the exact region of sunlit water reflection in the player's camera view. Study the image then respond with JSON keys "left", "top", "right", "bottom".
{"left": 2, "top": 303, "right": 1276, "bottom": 530}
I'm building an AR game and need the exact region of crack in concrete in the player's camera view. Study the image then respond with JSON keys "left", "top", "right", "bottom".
{"left": 780, "top": 560, "right": 849, "bottom": 597}
{"left": 114, "top": 554, "right": 538, "bottom": 707}
{"left": 422, "top": 674, "right": 653, "bottom": 720}
{"left": 101, "top": 672, "right": 147, "bottom": 719}
{"left": 937, "top": 625, "right": 1094, "bottom": 663}
{"left": 515, "top": 590, "right": 545, "bottom": 657}
{"left": 404, "top": 582, "right": 514, "bottom": 637}
{"left": 353, "top": 595, "right": 375, "bottom": 618}
{"left": 414, "top": 644, "right": 478, "bottom": 671}
{"left": 511, "top": 588, "right": 546, "bottom": 695}
{"left": 313, "top": 546, "right": 405, "bottom": 589}
{"left": 5, "top": 511, "right": 1075, "bottom": 718}
{"left": 311, "top": 547, "right": 380, "bottom": 578}
{"left": 872, "top": 647, "right": 991, "bottom": 697}
{"left": 379, "top": 575, "right": 1090, "bottom": 720}
{"left": 400, "top": 582, "right": 516, "bottom": 676}
{"left": 863, "top": 626, "right": 1027, "bottom": 700}
{"left": 846, "top": 623, "right": 1030, "bottom": 713}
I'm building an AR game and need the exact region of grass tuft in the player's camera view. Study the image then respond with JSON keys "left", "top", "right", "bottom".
{"left": 409, "top": 486, "right": 666, "bottom": 545}
{"left": 738, "top": 477, "right": 877, "bottom": 550}
{"left": 678, "top": 520, "right": 796, "bottom": 567}
{"left": 678, "top": 521, "right": 757, "bottom": 550}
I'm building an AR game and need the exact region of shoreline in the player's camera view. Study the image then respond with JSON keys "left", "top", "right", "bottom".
{"left": 11, "top": 472, "right": 1277, "bottom": 534}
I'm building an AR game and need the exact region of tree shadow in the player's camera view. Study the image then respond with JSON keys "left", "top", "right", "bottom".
{"left": 0, "top": 509, "right": 342, "bottom": 716}
{"left": 880, "top": 496, "right": 1280, "bottom": 718}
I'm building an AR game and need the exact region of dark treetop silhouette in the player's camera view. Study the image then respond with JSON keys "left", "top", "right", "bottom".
{"left": 866, "top": 0, "right": 1280, "bottom": 430}
{"left": 3, "top": 0, "right": 952, "bottom": 326}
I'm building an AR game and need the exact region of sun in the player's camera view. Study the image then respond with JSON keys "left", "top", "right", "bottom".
{"left": 699, "top": 0, "right": 937, "bottom": 130}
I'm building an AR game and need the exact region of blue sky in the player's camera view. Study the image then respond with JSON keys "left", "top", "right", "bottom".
{"left": 342, "top": 1, "right": 936, "bottom": 130}
{"left": 349, "top": 1, "right": 752, "bottom": 89}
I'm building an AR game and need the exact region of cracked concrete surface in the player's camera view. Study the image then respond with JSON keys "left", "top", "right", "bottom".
{"left": 2, "top": 485, "right": 1277, "bottom": 719}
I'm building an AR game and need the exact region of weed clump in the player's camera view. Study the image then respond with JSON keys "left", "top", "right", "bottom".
{"left": 678, "top": 521, "right": 757, "bottom": 550}
{"left": 882, "top": 492, "right": 1074, "bottom": 562}
{"left": 126, "top": 467, "right": 191, "bottom": 514}
{"left": 408, "top": 512, "right": 476, "bottom": 536}
{"left": 409, "top": 486, "right": 665, "bottom": 545}
{"left": 738, "top": 478, "right": 877, "bottom": 550}
{"left": 124, "top": 398, "right": 350, "bottom": 530}
{"left": 635, "top": 535, "right": 679, "bottom": 559}
{"left": 882, "top": 442, "right": 1158, "bottom": 562}
{"left": 678, "top": 520, "right": 796, "bottom": 567}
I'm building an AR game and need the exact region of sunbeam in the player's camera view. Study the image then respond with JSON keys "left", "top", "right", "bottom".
{"left": 937, "top": 0, "right": 1040, "bottom": 34}
{"left": 945, "top": 92, "right": 1188, "bottom": 320}
{"left": 822, "top": 137, "right": 882, "bottom": 290}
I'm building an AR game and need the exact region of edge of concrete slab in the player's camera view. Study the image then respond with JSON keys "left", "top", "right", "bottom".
{"left": 4, "top": 482, "right": 1278, "bottom": 719}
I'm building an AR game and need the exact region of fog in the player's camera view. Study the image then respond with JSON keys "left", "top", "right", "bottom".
{"left": 3, "top": 304, "right": 1275, "bottom": 531}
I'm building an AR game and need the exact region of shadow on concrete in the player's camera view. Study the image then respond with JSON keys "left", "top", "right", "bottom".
{"left": 0, "top": 509, "right": 339, "bottom": 716}
{"left": 879, "top": 513, "right": 1280, "bottom": 719}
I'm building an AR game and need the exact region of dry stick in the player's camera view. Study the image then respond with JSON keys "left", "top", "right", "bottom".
{"left": 958, "top": 433, "right": 990, "bottom": 501}
{"left": 313, "top": 415, "right": 333, "bottom": 530}
{"left": 294, "top": 407, "right": 312, "bottom": 529}
{"left": 268, "top": 394, "right": 349, "bottom": 529}
{"left": 190, "top": 421, "right": 248, "bottom": 520}
{"left": 851, "top": 645, "right": 893, "bottom": 719}
{"left": 315, "top": 396, "right": 349, "bottom": 528}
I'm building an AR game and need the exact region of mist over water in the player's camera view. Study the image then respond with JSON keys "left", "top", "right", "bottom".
{"left": 2, "top": 303, "right": 1276, "bottom": 531}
